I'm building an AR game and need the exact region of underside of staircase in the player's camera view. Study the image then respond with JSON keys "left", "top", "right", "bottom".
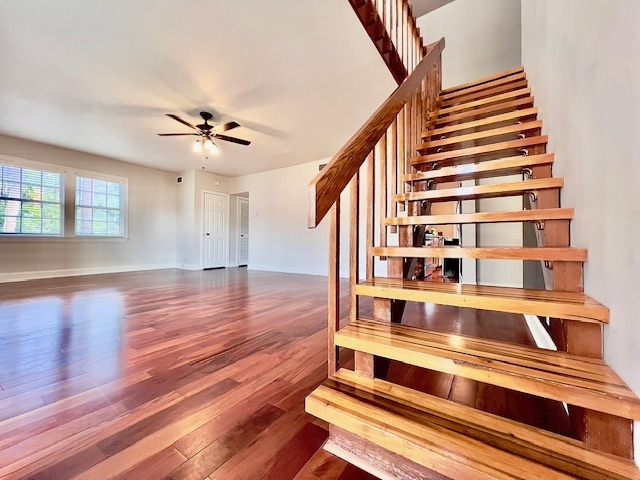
{"left": 306, "top": 65, "right": 640, "bottom": 479}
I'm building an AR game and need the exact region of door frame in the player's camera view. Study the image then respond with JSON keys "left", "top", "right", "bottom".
{"left": 236, "top": 196, "right": 249, "bottom": 267}
{"left": 201, "top": 190, "right": 230, "bottom": 269}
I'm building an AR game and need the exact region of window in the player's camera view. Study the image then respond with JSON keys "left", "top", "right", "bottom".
{"left": 75, "top": 175, "right": 126, "bottom": 237}
{"left": 0, "top": 163, "right": 63, "bottom": 235}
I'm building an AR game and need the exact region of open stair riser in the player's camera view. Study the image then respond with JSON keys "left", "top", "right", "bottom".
{"left": 385, "top": 209, "right": 574, "bottom": 226}
{"left": 430, "top": 96, "right": 536, "bottom": 128}
{"left": 355, "top": 279, "right": 608, "bottom": 323}
{"left": 435, "top": 88, "right": 533, "bottom": 117}
{"left": 333, "top": 320, "right": 640, "bottom": 420}
{"left": 439, "top": 79, "right": 529, "bottom": 108}
{"left": 440, "top": 66, "right": 525, "bottom": 96}
{"left": 394, "top": 177, "right": 563, "bottom": 203}
{"left": 422, "top": 108, "right": 540, "bottom": 140}
{"left": 401, "top": 153, "right": 554, "bottom": 184}
{"left": 439, "top": 71, "right": 527, "bottom": 101}
{"left": 411, "top": 136, "right": 549, "bottom": 168}
{"left": 417, "top": 120, "right": 542, "bottom": 152}
{"left": 370, "top": 246, "right": 587, "bottom": 262}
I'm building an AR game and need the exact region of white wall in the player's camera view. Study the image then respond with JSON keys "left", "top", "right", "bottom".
{"left": 417, "top": 0, "right": 522, "bottom": 89}
{"left": 521, "top": 0, "right": 640, "bottom": 458}
{"left": 228, "top": 160, "right": 336, "bottom": 276}
{"left": 228, "top": 159, "right": 381, "bottom": 279}
{"left": 0, "top": 134, "right": 177, "bottom": 281}
{"left": 418, "top": 0, "right": 523, "bottom": 287}
{"left": 176, "top": 169, "right": 231, "bottom": 270}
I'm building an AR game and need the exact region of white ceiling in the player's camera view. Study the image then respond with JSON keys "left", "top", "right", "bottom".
{"left": 0, "top": 1, "right": 396, "bottom": 176}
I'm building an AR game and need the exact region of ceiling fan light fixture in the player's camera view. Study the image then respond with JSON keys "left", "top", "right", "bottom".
{"left": 204, "top": 139, "right": 220, "bottom": 155}
{"left": 193, "top": 139, "right": 203, "bottom": 153}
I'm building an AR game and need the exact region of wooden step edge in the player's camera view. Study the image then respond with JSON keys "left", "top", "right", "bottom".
{"left": 436, "top": 88, "right": 532, "bottom": 116}
{"left": 411, "top": 136, "right": 549, "bottom": 166}
{"left": 371, "top": 246, "right": 587, "bottom": 262}
{"left": 383, "top": 208, "right": 574, "bottom": 227}
{"left": 439, "top": 80, "right": 530, "bottom": 108}
{"left": 440, "top": 72, "right": 527, "bottom": 101}
{"left": 422, "top": 107, "right": 539, "bottom": 139}
{"left": 394, "top": 177, "right": 564, "bottom": 203}
{"left": 440, "top": 66, "right": 525, "bottom": 95}
{"left": 306, "top": 383, "right": 577, "bottom": 480}
{"left": 329, "top": 370, "right": 640, "bottom": 480}
{"left": 401, "top": 153, "right": 554, "bottom": 183}
{"left": 417, "top": 120, "right": 543, "bottom": 151}
{"left": 355, "top": 278, "right": 608, "bottom": 323}
{"left": 431, "top": 97, "right": 536, "bottom": 128}
{"left": 334, "top": 320, "right": 639, "bottom": 419}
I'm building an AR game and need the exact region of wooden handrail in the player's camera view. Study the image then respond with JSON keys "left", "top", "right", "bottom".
{"left": 308, "top": 37, "right": 445, "bottom": 228}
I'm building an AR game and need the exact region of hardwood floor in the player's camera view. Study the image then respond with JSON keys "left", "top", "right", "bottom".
{"left": 0, "top": 268, "right": 571, "bottom": 479}
{"left": 0, "top": 269, "right": 375, "bottom": 480}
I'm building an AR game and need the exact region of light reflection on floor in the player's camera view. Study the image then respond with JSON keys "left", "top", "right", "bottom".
{"left": 0, "top": 289, "right": 126, "bottom": 392}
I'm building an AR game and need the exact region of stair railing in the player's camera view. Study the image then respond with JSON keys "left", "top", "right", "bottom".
{"left": 348, "top": 0, "right": 427, "bottom": 84}
{"left": 308, "top": 37, "right": 445, "bottom": 375}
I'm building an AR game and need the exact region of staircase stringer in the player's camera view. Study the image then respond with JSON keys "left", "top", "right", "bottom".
{"left": 527, "top": 142, "right": 634, "bottom": 459}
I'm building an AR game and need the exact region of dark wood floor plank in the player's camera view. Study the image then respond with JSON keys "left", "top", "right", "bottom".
{"left": 115, "top": 446, "right": 187, "bottom": 480}
{"left": 263, "top": 422, "right": 328, "bottom": 480}
{"left": 165, "top": 403, "right": 286, "bottom": 480}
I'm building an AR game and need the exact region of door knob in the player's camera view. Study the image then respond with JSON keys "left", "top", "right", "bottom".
{"left": 205, "top": 233, "right": 210, "bottom": 236}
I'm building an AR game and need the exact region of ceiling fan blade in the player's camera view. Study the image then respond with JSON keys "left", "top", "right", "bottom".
{"left": 166, "top": 114, "right": 197, "bottom": 130}
{"left": 213, "top": 133, "right": 251, "bottom": 146}
{"left": 157, "top": 133, "right": 199, "bottom": 136}
{"left": 213, "top": 121, "right": 241, "bottom": 133}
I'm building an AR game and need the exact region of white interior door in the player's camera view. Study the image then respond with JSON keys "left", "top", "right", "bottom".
{"left": 239, "top": 198, "right": 249, "bottom": 266}
{"left": 203, "top": 192, "right": 228, "bottom": 269}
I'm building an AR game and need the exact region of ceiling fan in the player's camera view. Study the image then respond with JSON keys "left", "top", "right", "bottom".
{"left": 158, "top": 112, "right": 250, "bottom": 154}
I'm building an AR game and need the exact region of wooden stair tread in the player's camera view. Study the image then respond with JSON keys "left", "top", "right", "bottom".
{"left": 411, "top": 136, "right": 548, "bottom": 167}
{"left": 334, "top": 319, "right": 640, "bottom": 419}
{"left": 436, "top": 88, "right": 532, "bottom": 117}
{"left": 395, "top": 177, "right": 563, "bottom": 203}
{"left": 432, "top": 96, "right": 535, "bottom": 127}
{"left": 423, "top": 108, "right": 539, "bottom": 140}
{"left": 306, "top": 369, "right": 640, "bottom": 480}
{"left": 440, "top": 66, "right": 525, "bottom": 96}
{"left": 440, "top": 71, "right": 527, "bottom": 101}
{"left": 356, "top": 277, "right": 608, "bottom": 324}
{"left": 418, "top": 120, "right": 542, "bottom": 152}
{"left": 401, "top": 153, "right": 554, "bottom": 183}
{"left": 371, "top": 246, "right": 587, "bottom": 262}
{"left": 440, "top": 79, "right": 529, "bottom": 108}
{"left": 384, "top": 208, "right": 574, "bottom": 226}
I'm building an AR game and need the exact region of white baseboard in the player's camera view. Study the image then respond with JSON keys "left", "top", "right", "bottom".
{"left": 247, "top": 263, "right": 326, "bottom": 276}
{"left": 178, "top": 264, "right": 202, "bottom": 271}
{"left": 0, "top": 263, "right": 178, "bottom": 283}
{"left": 247, "top": 264, "right": 350, "bottom": 278}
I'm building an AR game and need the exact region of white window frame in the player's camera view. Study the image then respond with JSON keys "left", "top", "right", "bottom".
{"left": 74, "top": 170, "right": 128, "bottom": 238}
{"left": 0, "top": 155, "right": 66, "bottom": 237}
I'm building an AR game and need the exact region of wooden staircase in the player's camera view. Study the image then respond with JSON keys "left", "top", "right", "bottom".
{"left": 306, "top": 63, "right": 640, "bottom": 479}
